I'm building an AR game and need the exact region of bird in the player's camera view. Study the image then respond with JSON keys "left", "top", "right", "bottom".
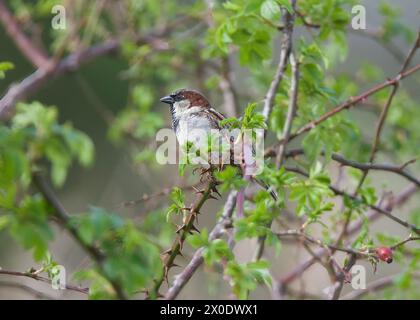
{"left": 160, "top": 88, "right": 277, "bottom": 200}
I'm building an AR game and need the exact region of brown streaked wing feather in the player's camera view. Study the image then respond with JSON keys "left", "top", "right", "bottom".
{"left": 205, "top": 107, "right": 226, "bottom": 122}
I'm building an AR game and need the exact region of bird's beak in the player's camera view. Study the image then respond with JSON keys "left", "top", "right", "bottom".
{"left": 160, "top": 95, "right": 174, "bottom": 105}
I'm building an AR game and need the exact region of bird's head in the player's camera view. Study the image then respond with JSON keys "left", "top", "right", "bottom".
{"left": 160, "top": 89, "right": 210, "bottom": 113}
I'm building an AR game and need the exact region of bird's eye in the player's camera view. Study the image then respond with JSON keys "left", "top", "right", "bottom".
{"left": 171, "top": 94, "right": 183, "bottom": 102}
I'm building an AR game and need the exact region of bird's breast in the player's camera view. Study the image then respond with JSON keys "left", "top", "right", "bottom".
{"left": 175, "top": 113, "right": 213, "bottom": 147}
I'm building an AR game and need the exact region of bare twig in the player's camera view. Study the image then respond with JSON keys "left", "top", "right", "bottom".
{"left": 121, "top": 183, "right": 199, "bottom": 208}
{"left": 219, "top": 57, "right": 239, "bottom": 118}
{"left": 276, "top": 230, "right": 368, "bottom": 257}
{"left": 267, "top": 148, "right": 420, "bottom": 188}
{"left": 276, "top": 53, "right": 299, "bottom": 167}
{"left": 0, "top": 0, "right": 51, "bottom": 69}
{"left": 331, "top": 154, "right": 420, "bottom": 188}
{"left": 285, "top": 166, "right": 420, "bottom": 234}
{"left": 356, "top": 30, "right": 420, "bottom": 191}
{"left": 0, "top": 29, "right": 175, "bottom": 118}
{"left": 288, "top": 63, "right": 420, "bottom": 142}
{"left": 262, "top": 0, "right": 296, "bottom": 122}
{"left": 0, "top": 269, "right": 88, "bottom": 295}
{"left": 341, "top": 273, "right": 420, "bottom": 300}
{"left": 390, "top": 235, "right": 420, "bottom": 250}
{"left": 253, "top": 49, "right": 299, "bottom": 262}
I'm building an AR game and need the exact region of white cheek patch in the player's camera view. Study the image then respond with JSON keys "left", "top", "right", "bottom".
{"left": 173, "top": 100, "right": 191, "bottom": 118}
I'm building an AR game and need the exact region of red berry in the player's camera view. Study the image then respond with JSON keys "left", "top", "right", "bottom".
{"left": 375, "top": 247, "right": 393, "bottom": 263}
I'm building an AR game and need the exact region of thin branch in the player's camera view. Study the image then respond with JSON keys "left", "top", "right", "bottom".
{"left": 295, "top": 10, "right": 321, "bottom": 29}
{"left": 0, "top": 29, "right": 174, "bottom": 118}
{"left": 278, "top": 185, "right": 418, "bottom": 286}
{"left": 164, "top": 190, "right": 237, "bottom": 300}
{"left": 331, "top": 32, "right": 420, "bottom": 299}
{"left": 32, "top": 172, "right": 127, "bottom": 299}
{"left": 219, "top": 57, "right": 240, "bottom": 118}
{"left": 285, "top": 166, "right": 420, "bottom": 235}
{"left": 288, "top": 63, "right": 420, "bottom": 142}
{"left": 0, "top": 269, "right": 88, "bottom": 295}
{"left": 341, "top": 273, "right": 420, "bottom": 300}
{"left": 121, "top": 183, "right": 199, "bottom": 208}
{"left": 0, "top": 281, "right": 56, "bottom": 300}
{"left": 356, "top": 30, "right": 420, "bottom": 190}
{"left": 262, "top": 0, "right": 296, "bottom": 122}
{"left": 253, "top": 49, "right": 299, "bottom": 262}
{"left": 276, "top": 52, "right": 299, "bottom": 167}
{"left": 0, "top": 0, "right": 51, "bottom": 69}
{"left": 276, "top": 230, "right": 368, "bottom": 257}
{"left": 332, "top": 154, "right": 420, "bottom": 188}
{"left": 267, "top": 148, "right": 420, "bottom": 188}
{"left": 390, "top": 235, "right": 420, "bottom": 250}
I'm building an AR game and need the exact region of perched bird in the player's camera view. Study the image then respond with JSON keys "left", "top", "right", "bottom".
{"left": 160, "top": 88, "right": 226, "bottom": 148}
{"left": 160, "top": 88, "right": 277, "bottom": 200}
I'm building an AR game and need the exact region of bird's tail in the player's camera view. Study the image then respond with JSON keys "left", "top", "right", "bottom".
{"left": 252, "top": 176, "right": 278, "bottom": 201}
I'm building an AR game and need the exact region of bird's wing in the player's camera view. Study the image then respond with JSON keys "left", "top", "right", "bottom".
{"left": 206, "top": 107, "right": 226, "bottom": 121}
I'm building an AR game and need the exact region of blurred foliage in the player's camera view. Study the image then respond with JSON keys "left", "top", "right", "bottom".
{"left": 0, "top": 0, "right": 419, "bottom": 299}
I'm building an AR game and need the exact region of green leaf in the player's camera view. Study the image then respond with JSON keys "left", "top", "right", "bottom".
{"left": 276, "top": 0, "right": 293, "bottom": 14}
{"left": 260, "top": 0, "right": 281, "bottom": 21}
{"left": 0, "top": 61, "right": 14, "bottom": 79}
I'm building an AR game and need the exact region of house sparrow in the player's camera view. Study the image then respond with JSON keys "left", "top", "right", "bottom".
{"left": 160, "top": 88, "right": 277, "bottom": 200}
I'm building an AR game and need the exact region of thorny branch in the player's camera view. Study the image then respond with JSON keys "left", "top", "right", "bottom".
{"left": 148, "top": 179, "right": 219, "bottom": 299}
{"left": 164, "top": 190, "right": 237, "bottom": 300}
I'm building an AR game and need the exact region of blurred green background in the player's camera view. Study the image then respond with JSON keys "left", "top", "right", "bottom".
{"left": 0, "top": 0, "right": 419, "bottom": 299}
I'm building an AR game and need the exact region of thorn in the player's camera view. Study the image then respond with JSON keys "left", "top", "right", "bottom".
{"left": 193, "top": 211, "right": 199, "bottom": 224}
{"left": 211, "top": 186, "right": 222, "bottom": 198}
{"left": 208, "top": 194, "right": 218, "bottom": 200}
{"left": 190, "top": 224, "right": 200, "bottom": 234}
{"left": 164, "top": 266, "right": 170, "bottom": 285}
{"left": 194, "top": 188, "right": 205, "bottom": 195}
{"left": 161, "top": 248, "right": 172, "bottom": 255}
{"left": 192, "top": 186, "right": 205, "bottom": 194}
{"left": 169, "top": 262, "right": 180, "bottom": 268}
{"left": 176, "top": 224, "right": 186, "bottom": 233}
{"left": 178, "top": 238, "right": 184, "bottom": 251}
{"left": 177, "top": 250, "right": 184, "bottom": 258}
